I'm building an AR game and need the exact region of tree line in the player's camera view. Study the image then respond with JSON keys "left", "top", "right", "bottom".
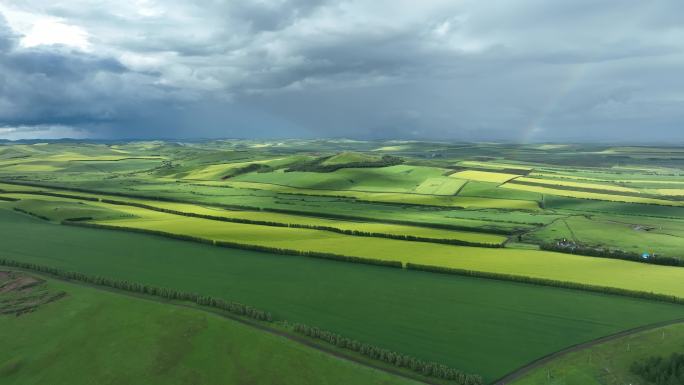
{"left": 293, "top": 323, "right": 483, "bottom": 385}
{"left": 62, "top": 221, "right": 404, "bottom": 269}
{"left": 0, "top": 256, "right": 485, "bottom": 383}
{"left": 541, "top": 242, "right": 684, "bottom": 267}
{"left": 13, "top": 207, "right": 50, "bottom": 221}
{"left": 405, "top": 263, "right": 684, "bottom": 305}
{"left": 0, "top": 258, "right": 272, "bottom": 322}
{"left": 630, "top": 353, "right": 684, "bottom": 385}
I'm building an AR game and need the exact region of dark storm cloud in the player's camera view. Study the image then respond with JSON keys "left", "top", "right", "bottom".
{"left": 1, "top": 1, "right": 683, "bottom": 142}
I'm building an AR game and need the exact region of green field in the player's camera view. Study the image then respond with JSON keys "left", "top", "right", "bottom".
{"left": 0, "top": 272, "right": 419, "bottom": 385}
{"left": 3, "top": 192, "right": 508, "bottom": 245}
{"left": 450, "top": 170, "right": 520, "bottom": 184}
{"left": 511, "top": 322, "right": 684, "bottom": 385}
{"left": 13, "top": 198, "right": 135, "bottom": 222}
{"left": 1, "top": 140, "right": 684, "bottom": 384}
{"left": 7, "top": 194, "right": 684, "bottom": 298}
{"left": 502, "top": 182, "right": 684, "bottom": 206}
{"left": 4, "top": 207, "right": 684, "bottom": 381}
{"left": 526, "top": 214, "right": 684, "bottom": 257}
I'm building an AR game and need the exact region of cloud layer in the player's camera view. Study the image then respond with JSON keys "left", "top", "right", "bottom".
{"left": 1, "top": 1, "right": 684, "bottom": 142}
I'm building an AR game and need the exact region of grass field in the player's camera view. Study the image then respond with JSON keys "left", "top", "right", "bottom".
{"left": 13, "top": 198, "right": 135, "bottom": 222}
{"left": 233, "top": 165, "right": 444, "bottom": 192}
{"left": 3, "top": 206, "right": 684, "bottom": 382}
{"left": 526, "top": 215, "right": 684, "bottom": 257}
{"left": 414, "top": 177, "right": 467, "bottom": 195}
{"left": 0, "top": 272, "right": 419, "bottom": 385}
{"left": 511, "top": 322, "right": 684, "bottom": 385}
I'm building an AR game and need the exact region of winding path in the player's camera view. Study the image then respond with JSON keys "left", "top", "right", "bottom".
{"left": 493, "top": 317, "right": 684, "bottom": 384}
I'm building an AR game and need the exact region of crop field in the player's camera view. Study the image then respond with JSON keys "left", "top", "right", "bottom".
{"left": 4, "top": 193, "right": 684, "bottom": 299}
{"left": 449, "top": 170, "right": 520, "bottom": 184}
{"left": 2, "top": 192, "right": 508, "bottom": 245}
{"left": 1, "top": 140, "right": 683, "bottom": 384}
{"left": 502, "top": 182, "right": 684, "bottom": 206}
{"left": 201, "top": 180, "right": 541, "bottom": 210}
{"left": 3, "top": 206, "right": 684, "bottom": 382}
{"left": 414, "top": 177, "right": 467, "bottom": 195}
{"left": 0, "top": 272, "right": 419, "bottom": 385}
{"left": 513, "top": 176, "right": 642, "bottom": 194}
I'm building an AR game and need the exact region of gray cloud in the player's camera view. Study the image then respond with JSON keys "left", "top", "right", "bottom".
{"left": 1, "top": 1, "right": 683, "bottom": 142}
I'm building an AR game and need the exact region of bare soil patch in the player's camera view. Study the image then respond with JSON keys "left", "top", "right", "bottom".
{"left": 0, "top": 271, "right": 66, "bottom": 316}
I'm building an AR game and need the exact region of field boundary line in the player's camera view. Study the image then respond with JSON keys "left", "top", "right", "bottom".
{"left": 493, "top": 317, "right": 684, "bottom": 384}
{"left": 0, "top": 264, "right": 451, "bottom": 385}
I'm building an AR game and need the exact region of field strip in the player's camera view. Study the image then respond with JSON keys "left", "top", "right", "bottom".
{"left": 9, "top": 193, "right": 682, "bottom": 298}
{"left": 5, "top": 189, "right": 684, "bottom": 298}
{"left": 493, "top": 318, "right": 684, "bottom": 385}
{"left": 449, "top": 170, "right": 521, "bottom": 184}
{"left": 501, "top": 183, "right": 684, "bottom": 207}
{"left": 5, "top": 266, "right": 440, "bottom": 385}
{"left": 1, "top": 190, "right": 507, "bottom": 246}
{"left": 530, "top": 172, "right": 684, "bottom": 185}
{"left": 514, "top": 176, "right": 641, "bottom": 193}
{"left": 0, "top": 179, "right": 522, "bottom": 233}
{"left": 192, "top": 180, "right": 541, "bottom": 210}
{"left": 83, "top": 216, "right": 684, "bottom": 298}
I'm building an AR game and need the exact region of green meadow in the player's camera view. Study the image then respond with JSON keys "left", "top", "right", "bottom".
{"left": 511, "top": 322, "right": 684, "bottom": 385}
{"left": 0, "top": 273, "right": 420, "bottom": 385}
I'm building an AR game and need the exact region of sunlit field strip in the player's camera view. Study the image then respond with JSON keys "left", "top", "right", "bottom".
{"left": 502, "top": 183, "right": 684, "bottom": 207}
{"left": 2, "top": 192, "right": 508, "bottom": 245}
{"left": 529, "top": 172, "right": 684, "bottom": 185}
{"left": 49, "top": 199, "right": 684, "bottom": 299}
{"left": 515, "top": 176, "right": 641, "bottom": 193}
{"left": 449, "top": 170, "right": 520, "bottom": 184}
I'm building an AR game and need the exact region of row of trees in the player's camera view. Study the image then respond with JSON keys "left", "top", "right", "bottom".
{"left": 0, "top": 196, "right": 19, "bottom": 202}
{"left": 1, "top": 256, "right": 483, "bottom": 384}
{"left": 63, "top": 221, "right": 404, "bottom": 269}
{"left": 13, "top": 207, "right": 50, "bottom": 221}
{"left": 405, "top": 263, "right": 684, "bottom": 305}
{"left": 0, "top": 258, "right": 272, "bottom": 322}
{"left": 630, "top": 353, "right": 684, "bottom": 385}
{"left": 541, "top": 242, "right": 684, "bottom": 267}
{"left": 293, "top": 323, "right": 483, "bottom": 385}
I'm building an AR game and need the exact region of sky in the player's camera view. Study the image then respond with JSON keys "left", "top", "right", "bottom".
{"left": 0, "top": 1, "right": 683, "bottom": 142}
